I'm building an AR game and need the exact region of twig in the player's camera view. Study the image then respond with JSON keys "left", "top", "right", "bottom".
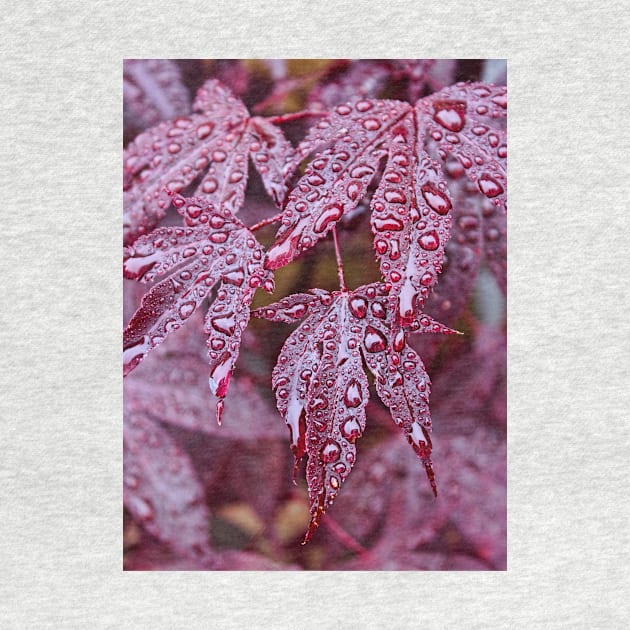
{"left": 332, "top": 225, "right": 347, "bottom": 291}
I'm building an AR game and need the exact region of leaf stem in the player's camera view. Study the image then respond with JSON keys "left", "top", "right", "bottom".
{"left": 250, "top": 212, "right": 284, "bottom": 232}
{"left": 323, "top": 516, "right": 368, "bottom": 555}
{"left": 332, "top": 226, "right": 347, "bottom": 292}
{"left": 266, "top": 110, "right": 329, "bottom": 125}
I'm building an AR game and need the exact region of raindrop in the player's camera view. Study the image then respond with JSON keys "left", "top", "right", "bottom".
{"left": 210, "top": 338, "right": 225, "bottom": 351}
{"left": 393, "top": 330, "right": 406, "bottom": 352}
{"left": 124, "top": 251, "right": 160, "bottom": 279}
{"left": 433, "top": 100, "right": 466, "bottom": 132}
{"left": 210, "top": 232, "right": 228, "bottom": 244}
{"left": 310, "top": 397, "right": 328, "bottom": 411}
{"left": 390, "top": 239, "right": 401, "bottom": 260}
{"left": 263, "top": 278, "right": 275, "bottom": 293}
{"left": 398, "top": 280, "right": 417, "bottom": 324}
{"left": 313, "top": 204, "right": 343, "bottom": 233}
{"left": 350, "top": 164, "right": 374, "bottom": 178}
{"left": 371, "top": 301, "right": 386, "bottom": 318}
{"left": 355, "top": 100, "right": 373, "bottom": 112}
{"left": 309, "top": 157, "right": 329, "bottom": 171}
{"left": 197, "top": 123, "right": 214, "bottom": 139}
{"left": 344, "top": 379, "right": 363, "bottom": 407}
{"left": 178, "top": 301, "right": 195, "bottom": 319}
{"left": 349, "top": 296, "right": 368, "bottom": 318}
{"left": 307, "top": 173, "right": 325, "bottom": 186}
{"left": 373, "top": 216, "right": 403, "bottom": 231}
{"left": 210, "top": 215, "right": 225, "bottom": 229}
{"left": 166, "top": 180, "right": 184, "bottom": 193}
{"left": 336, "top": 104, "right": 352, "bottom": 115}
{"left": 202, "top": 178, "right": 218, "bottom": 193}
{"left": 285, "top": 303, "right": 307, "bottom": 318}
{"left": 421, "top": 184, "right": 451, "bottom": 215}
{"left": 186, "top": 204, "right": 202, "bottom": 219}
{"left": 374, "top": 239, "right": 388, "bottom": 255}
{"left": 362, "top": 118, "right": 381, "bottom": 131}
{"left": 491, "top": 93, "right": 507, "bottom": 109}
{"left": 341, "top": 417, "right": 362, "bottom": 442}
{"left": 384, "top": 171, "right": 402, "bottom": 183}
{"left": 321, "top": 439, "right": 341, "bottom": 463}
{"left": 364, "top": 325, "right": 387, "bottom": 352}
{"left": 478, "top": 174, "right": 504, "bottom": 198}
{"left": 208, "top": 352, "right": 232, "bottom": 398}
{"left": 346, "top": 182, "right": 361, "bottom": 200}
{"left": 210, "top": 313, "right": 236, "bottom": 335}
{"left": 384, "top": 189, "right": 407, "bottom": 204}
{"left": 212, "top": 150, "right": 227, "bottom": 162}
{"left": 486, "top": 228, "right": 500, "bottom": 241}
{"left": 224, "top": 270, "right": 244, "bottom": 286}
{"left": 123, "top": 336, "right": 150, "bottom": 373}
{"left": 418, "top": 230, "right": 440, "bottom": 251}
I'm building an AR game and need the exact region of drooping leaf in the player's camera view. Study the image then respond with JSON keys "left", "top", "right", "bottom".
{"left": 123, "top": 59, "right": 191, "bottom": 131}
{"left": 123, "top": 411, "right": 211, "bottom": 559}
{"left": 266, "top": 83, "right": 506, "bottom": 324}
{"left": 123, "top": 193, "right": 273, "bottom": 414}
{"left": 420, "top": 83, "right": 507, "bottom": 294}
{"left": 253, "top": 284, "right": 457, "bottom": 541}
{"left": 369, "top": 113, "right": 453, "bottom": 325}
{"left": 422, "top": 173, "right": 484, "bottom": 322}
{"left": 123, "top": 79, "right": 296, "bottom": 244}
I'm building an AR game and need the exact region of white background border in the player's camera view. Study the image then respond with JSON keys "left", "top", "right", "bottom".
{"left": 1, "top": 0, "right": 628, "bottom": 627}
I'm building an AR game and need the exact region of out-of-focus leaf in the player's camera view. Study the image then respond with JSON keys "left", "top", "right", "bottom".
{"left": 123, "top": 411, "right": 211, "bottom": 559}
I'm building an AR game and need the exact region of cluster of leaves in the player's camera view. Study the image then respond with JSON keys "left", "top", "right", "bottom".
{"left": 123, "top": 59, "right": 506, "bottom": 570}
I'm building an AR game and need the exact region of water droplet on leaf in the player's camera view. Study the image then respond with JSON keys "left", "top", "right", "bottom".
{"left": 364, "top": 325, "right": 387, "bottom": 352}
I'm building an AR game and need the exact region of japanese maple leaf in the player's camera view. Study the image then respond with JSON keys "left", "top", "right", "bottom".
{"left": 265, "top": 83, "right": 506, "bottom": 326}
{"left": 123, "top": 410, "right": 211, "bottom": 560}
{"left": 123, "top": 78, "right": 296, "bottom": 244}
{"left": 123, "top": 59, "right": 191, "bottom": 131}
{"left": 306, "top": 59, "right": 452, "bottom": 110}
{"left": 253, "top": 283, "right": 457, "bottom": 542}
{"left": 332, "top": 427, "right": 506, "bottom": 570}
{"left": 123, "top": 193, "right": 273, "bottom": 417}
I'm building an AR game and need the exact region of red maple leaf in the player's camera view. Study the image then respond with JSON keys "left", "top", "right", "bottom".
{"left": 123, "top": 410, "right": 211, "bottom": 559}
{"left": 123, "top": 79, "right": 296, "bottom": 244}
{"left": 253, "top": 283, "right": 458, "bottom": 542}
{"left": 123, "top": 193, "right": 273, "bottom": 418}
{"left": 123, "top": 59, "right": 191, "bottom": 131}
{"left": 265, "top": 83, "right": 506, "bottom": 328}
